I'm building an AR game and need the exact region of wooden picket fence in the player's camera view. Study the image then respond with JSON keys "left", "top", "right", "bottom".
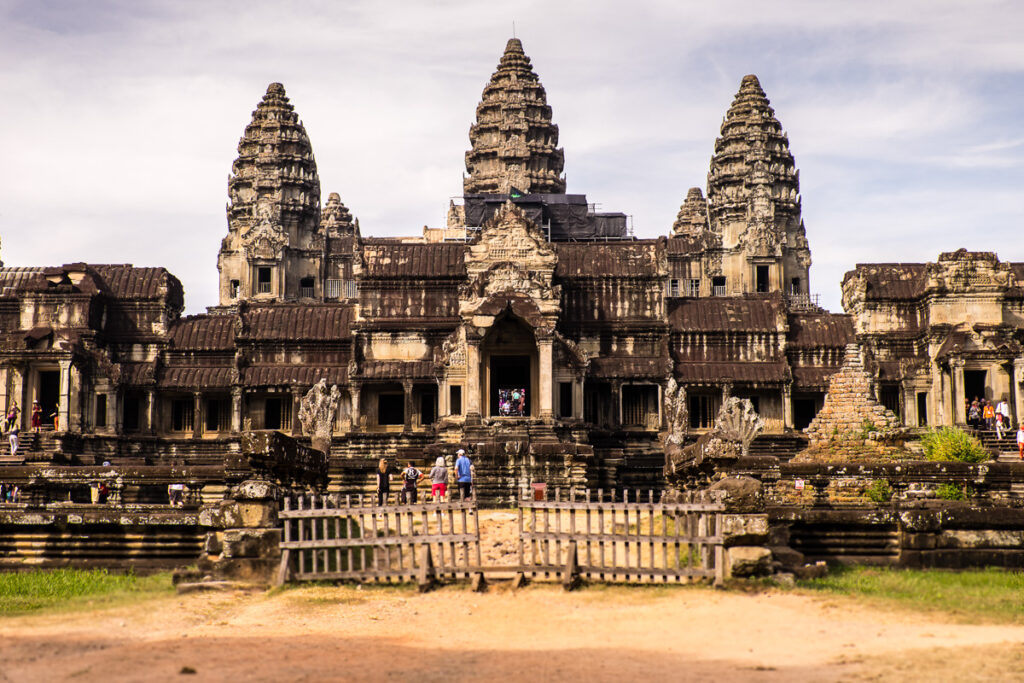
{"left": 518, "top": 488, "right": 726, "bottom": 586}
{"left": 277, "top": 494, "right": 481, "bottom": 587}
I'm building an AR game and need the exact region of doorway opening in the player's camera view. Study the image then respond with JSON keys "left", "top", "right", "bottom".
{"left": 964, "top": 370, "right": 987, "bottom": 403}
{"left": 755, "top": 265, "right": 769, "bottom": 293}
{"left": 490, "top": 355, "right": 530, "bottom": 417}
{"left": 38, "top": 370, "right": 59, "bottom": 429}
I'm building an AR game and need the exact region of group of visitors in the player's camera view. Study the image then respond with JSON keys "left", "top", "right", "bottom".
{"left": 3, "top": 400, "right": 55, "bottom": 457}
{"left": 375, "top": 448, "right": 474, "bottom": 505}
{"left": 967, "top": 397, "right": 1012, "bottom": 436}
{"left": 497, "top": 388, "right": 526, "bottom": 417}
{"left": 0, "top": 483, "right": 21, "bottom": 503}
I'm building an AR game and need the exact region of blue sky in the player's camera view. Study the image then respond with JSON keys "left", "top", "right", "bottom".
{"left": 2, "top": 0, "right": 1023, "bottom": 313}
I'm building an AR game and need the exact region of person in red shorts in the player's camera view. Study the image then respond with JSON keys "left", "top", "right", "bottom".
{"left": 429, "top": 456, "right": 448, "bottom": 502}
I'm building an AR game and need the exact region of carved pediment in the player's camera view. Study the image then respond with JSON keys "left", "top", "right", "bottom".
{"left": 241, "top": 203, "right": 289, "bottom": 260}
{"left": 925, "top": 249, "right": 1012, "bottom": 293}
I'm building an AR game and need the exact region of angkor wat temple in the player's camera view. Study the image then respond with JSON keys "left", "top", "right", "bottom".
{"left": 2, "top": 38, "right": 1022, "bottom": 500}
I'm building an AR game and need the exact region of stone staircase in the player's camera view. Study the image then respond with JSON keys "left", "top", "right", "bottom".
{"left": 788, "top": 523, "right": 900, "bottom": 564}
{"left": 968, "top": 428, "right": 1020, "bottom": 462}
{"left": 748, "top": 434, "right": 809, "bottom": 461}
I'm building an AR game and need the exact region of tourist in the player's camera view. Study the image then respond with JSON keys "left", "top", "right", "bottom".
{"left": 455, "top": 448, "right": 473, "bottom": 501}
{"left": 429, "top": 456, "right": 448, "bottom": 502}
{"left": 1018, "top": 423, "right": 1024, "bottom": 460}
{"left": 375, "top": 458, "right": 394, "bottom": 506}
{"left": 996, "top": 412, "right": 1005, "bottom": 440}
{"left": 983, "top": 400, "right": 995, "bottom": 430}
{"left": 997, "top": 399, "right": 1012, "bottom": 433}
{"left": 97, "top": 482, "right": 109, "bottom": 504}
{"left": 31, "top": 400, "right": 42, "bottom": 433}
{"left": 5, "top": 403, "right": 18, "bottom": 431}
{"left": 8, "top": 426, "right": 18, "bottom": 457}
{"left": 167, "top": 482, "right": 185, "bottom": 507}
{"left": 968, "top": 399, "right": 980, "bottom": 428}
{"left": 401, "top": 461, "right": 423, "bottom": 504}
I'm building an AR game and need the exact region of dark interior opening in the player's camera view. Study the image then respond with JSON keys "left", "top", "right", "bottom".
{"left": 39, "top": 370, "right": 59, "bottom": 428}
{"left": 171, "top": 398, "right": 193, "bottom": 432}
{"left": 450, "top": 385, "right": 462, "bottom": 415}
{"left": 688, "top": 394, "right": 718, "bottom": 429}
{"left": 880, "top": 384, "right": 901, "bottom": 419}
{"left": 917, "top": 392, "right": 928, "bottom": 427}
{"left": 123, "top": 392, "right": 141, "bottom": 432}
{"left": 264, "top": 397, "right": 283, "bottom": 430}
{"left": 964, "top": 370, "right": 987, "bottom": 402}
{"left": 559, "top": 382, "right": 573, "bottom": 418}
{"left": 793, "top": 396, "right": 821, "bottom": 431}
{"left": 419, "top": 387, "right": 437, "bottom": 425}
{"left": 378, "top": 393, "right": 404, "bottom": 425}
{"left": 490, "top": 354, "right": 530, "bottom": 416}
{"left": 95, "top": 394, "right": 107, "bottom": 428}
{"left": 756, "top": 265, "right": 769, "bottom": 293}
{"left": 791, "top": 277, "right": 801, "bottom": 294}
{"left": 584, "top": 381, "right": 611, "bottom": 427}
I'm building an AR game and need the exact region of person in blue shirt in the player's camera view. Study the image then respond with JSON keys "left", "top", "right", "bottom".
{"left": 455, "top": 448, "right": 473, "bottom": 501}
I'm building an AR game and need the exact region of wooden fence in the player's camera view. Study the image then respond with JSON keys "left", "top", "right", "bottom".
{"left": 518, "top": 488, "right": 726, "bottom": 586}
{"left": 277, "top": 494, "right": 481, "bottom": 586}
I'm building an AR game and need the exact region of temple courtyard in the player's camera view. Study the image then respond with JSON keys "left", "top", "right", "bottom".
{"left": 1, "top": 579, "right": 1023, "bottom": 682}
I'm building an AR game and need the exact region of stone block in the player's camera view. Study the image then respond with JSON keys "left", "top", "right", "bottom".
{"left": 222, "top": 528, "right": 280, "bottom": 559}
{"left": 199, "top": 500, "right": 278, "bottom": 529}
{"left": 726, "top": 546, "right": 772, "bottom": 578}
{"left": 721, "top": 514, "right": 770, "bottom": 546}
{"left": 709, "top": 476, "right": 764, "bottom": 513}
{"left": 943, "top": 529, "right": 1024, "bottom": 549}
{"left": 204, "top": 531, "right": 224, "bottom": 555}
{"left": 231, "top": 479, "right": 279, "bottom": 501}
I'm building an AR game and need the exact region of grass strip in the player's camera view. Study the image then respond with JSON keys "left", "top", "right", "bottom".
{"left": 0, "top": 568, "right": 173, "bottom": 615}
{"left": 798, "top": 566, "right": 1024, "bottom": 624}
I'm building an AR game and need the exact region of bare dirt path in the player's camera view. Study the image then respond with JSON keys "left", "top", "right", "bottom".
{"left": 2, "top": 580, "right": 1023, "bottom": 682}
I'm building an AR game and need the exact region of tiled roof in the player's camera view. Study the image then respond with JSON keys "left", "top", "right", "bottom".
{"left": 91, "top": 265, "right": 180, "bottom": 300}
{"left": 791, "top": 366, "right": 838, "bottom": 390}
{"left": 787, "top": 313, "right": 854, "bottom": 348}
{"left": 588, "top": 357, "right": 666, "bottom": 379}
{"left": 554, "top": 242, "right": 662, "bottom": 278}
{"left": 243, "top": 365, "right": 349, "bottom": 387}
{"left": 360, "top": 242, "right": 466, "bottom": 279}
{"left": 675, "top": 361, "right": 790, "bottom": 384}
{"left": 244, "top": 304, "right": 354, "bottom": 340}
{"left": 0, "top": 268, "right": 45, "bottom": 296}
{"left": 357, "top": 360, "right": 435, "bottom": 380}
{"left": 669, "top": 295, "right": 785, "bottom": 331}
{"left": 160, "top": 366, "right": 234, "bottom": 389}
{"left": 169, "top": 315, "right": 236, "bottom": 350}
{"left": 120, "top": 362, "right": 156, "bottom": 386}
{"left": 666, "top": 236, "right": 703, "bottom": 256}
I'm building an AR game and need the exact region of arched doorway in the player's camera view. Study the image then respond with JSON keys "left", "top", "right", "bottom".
{"left": 482, "top": 315, "right": 537, "bottom": 417}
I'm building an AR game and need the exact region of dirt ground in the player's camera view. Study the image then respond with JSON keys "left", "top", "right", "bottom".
{"left": 2, "top": 581, "right": 1024, "bottom": 682}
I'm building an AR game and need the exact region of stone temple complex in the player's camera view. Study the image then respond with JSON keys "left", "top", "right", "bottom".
{"left": 1, "top": 38, "right": 1022, "bottom": 501}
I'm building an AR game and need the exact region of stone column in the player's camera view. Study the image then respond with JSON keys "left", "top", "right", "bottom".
{"left": 952, "top": 358, "right": 966, "bottom": 425}
{"left": 1013, "top": 358, "right": 1024, "bottom": 428}
{"left": 291, "top": 387, "right": 303, "bottom": 435}
{"left": 193, "top": 392, "right": 203, "bottom": 439}
{"left": 349, "top": 385, "right": 361, "bottom": 430}
{"left": 573, "top": 376, "right": 584, "bottom": 421}
{"left": 57, "top": 359, "right": 71, "bottom": 433}
{"left": 538, "top": 337, "right": 554, "bottom": 423}
{"left": 610, "top": 380, "right": 622, "bottom": 429}
{"left": 903, "top": 386, "right": 916, "bottom": 427}
{"left": 465, "top": 340, "right": 482, "bottom": 424}
{"left": 231, "top": 387, "right": 243, "bottom": 434}
{"left": 782, "top": 383, "right": 793, "bottom": 430}
{"left": 68, "top": 363, "right": 82, "bottom": 432}
{"left": 147, "top": 389, "right": 157, "bottom": 434}
{"left": 402, "top": 380, "right": 414, "bottom": 431}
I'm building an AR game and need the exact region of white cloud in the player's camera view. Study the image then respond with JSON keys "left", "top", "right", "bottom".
{"left": 1, "top": 0, "right": 1023, "bottom": 313}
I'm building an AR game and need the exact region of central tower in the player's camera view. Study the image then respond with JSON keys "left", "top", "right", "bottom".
{"left": 464, "top": 38, "right": 566, "bottom": 195}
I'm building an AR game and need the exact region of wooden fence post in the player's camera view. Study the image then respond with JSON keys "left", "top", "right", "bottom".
{"left": 418, "top": 544, "right": 437, "bottom": 592}
{"left": 562, "top": 540, "right": 580, "bottom": 591}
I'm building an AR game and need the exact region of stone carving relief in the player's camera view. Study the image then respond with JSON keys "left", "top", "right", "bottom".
{"left": 241, "top": 203, "right": 289, "bottom": 260}
{"left": 662, "top": 377, "right": 687, "bottom": 448}
{"left": 925, "top": 249, "right": 1012, "bottom": 293}
{"left": 714, "top": 397, "right": 765, "bottom": 457}
{"left": 298, "top": 378, "right": 341, "bottom": 455}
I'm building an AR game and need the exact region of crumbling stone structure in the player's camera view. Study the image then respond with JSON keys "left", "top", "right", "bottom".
{"left": 804, "top": 343, "right": 904, "bottom": 445}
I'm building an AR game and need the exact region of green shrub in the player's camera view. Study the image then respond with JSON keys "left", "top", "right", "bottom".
{"left": 934, "top": 482, "right": 975, "bottom": 501}
{"left": 865, "top": 479, "right": 893, "bottom": 503}
{"left": 919, "top": 427, "right": 989, "bottom": 463}
{"left": 859, "top": 419, "right": 877, "bottom": 440}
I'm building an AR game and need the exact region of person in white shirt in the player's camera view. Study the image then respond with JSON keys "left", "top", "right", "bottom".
{"left": 1017, "top": 424, "right": 1024, "bottom": 461}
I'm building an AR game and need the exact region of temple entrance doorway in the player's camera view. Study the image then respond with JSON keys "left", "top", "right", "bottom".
{"left": 964, "top": 370, "right": 987, "bottom": 402}
{"left": 38, "top": 369, "right": 59, "bottom": 429}
{"left": 490, "top": 355, "right": 530, "bottom": 416}
{"left": 482, "top": 314, "right": 537, "bottom": 418}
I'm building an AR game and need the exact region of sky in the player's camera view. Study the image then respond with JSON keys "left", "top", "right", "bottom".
{"left": 2, "top": 0, "right": 1024, "bottom": 314}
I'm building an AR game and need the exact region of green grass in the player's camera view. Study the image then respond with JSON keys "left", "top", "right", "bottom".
{"left": 0, "top": 568, "right": 174, "bottom": 616}
{"left": 798, "top": 566, "right": 1024, "bottom": 623}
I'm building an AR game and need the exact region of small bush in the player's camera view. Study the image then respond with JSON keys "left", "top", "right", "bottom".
{"left": 865, "top": 479, "right": 893, "bottom": 503}
{"left": 859, "top": 419, "right": 877, "bottom": 440}
{"left": 935, "top": 482, "right": 974, "bottom": 501}
{"left": 920, "top": 427, "right": 989, "bottom": 463}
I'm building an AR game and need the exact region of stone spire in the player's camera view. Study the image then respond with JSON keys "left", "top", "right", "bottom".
{"left": 706, "top": 75, "right": 803, "bottom": 246}
{"left": 320, "top": 192, "right": 356, "bottom": 237}
{"left": 217, "top": 83, "right": 322, "bottom": 305}
{"left": 672, "top": 187, "right": 708, "bottom": 237}
{"left": 226, "top": 82, "right": 321, "bottom": 241}
{"left": 464, "top": 38, "right": 565, "bottom": 195}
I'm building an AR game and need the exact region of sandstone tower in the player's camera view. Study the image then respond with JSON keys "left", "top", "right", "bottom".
{"left": 705, "top": 75, "right": 812, "bottom": 298}
{"left": 217, "top": 83, "right": 322, "bottom": 305}
{"left": 464, "top": 38, "right": 566, "bottom": 195}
